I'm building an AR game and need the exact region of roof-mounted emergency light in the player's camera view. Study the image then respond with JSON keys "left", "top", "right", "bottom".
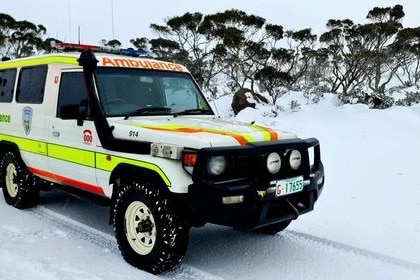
{"left": 50, "top": 40, "right": 149, "bottom": 57}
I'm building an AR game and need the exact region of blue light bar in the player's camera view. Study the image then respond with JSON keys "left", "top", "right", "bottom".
{"left": 119, "top": 48, "right": 149, "bottom": 57}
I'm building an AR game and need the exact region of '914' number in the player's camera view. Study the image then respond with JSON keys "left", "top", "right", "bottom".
{"left": 129, "top": 130, "right": 139, "bottom": 137}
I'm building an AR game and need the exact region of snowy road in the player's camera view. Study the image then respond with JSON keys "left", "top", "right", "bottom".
{"left": 2, "top": 95, "right": 420, "bottom": 279}
{"left": 0, "top": 189, "right": 418, "bottom": 280}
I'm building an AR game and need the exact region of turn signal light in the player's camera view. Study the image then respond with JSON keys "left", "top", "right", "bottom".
{"left": 182, "top": 151, "right": 197, "bottom": 175}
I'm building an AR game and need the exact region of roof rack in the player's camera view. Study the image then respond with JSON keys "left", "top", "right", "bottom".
{"left": 50, "top": 40, "right": 149, "bottom": 58}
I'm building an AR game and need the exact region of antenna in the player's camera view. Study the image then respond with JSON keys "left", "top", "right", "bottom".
{"left": 111, "top": 0, "right": 115, "bottom": 39}
{"left": 67, "top": 0, "right": 72, "bottom": 41}
{"left": 78, "top": 26, "right": 81, "bottom": 44}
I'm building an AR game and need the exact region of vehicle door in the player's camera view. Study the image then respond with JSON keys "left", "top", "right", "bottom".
{"left": 47, "top": 70, "right": 101, "bottom": 195}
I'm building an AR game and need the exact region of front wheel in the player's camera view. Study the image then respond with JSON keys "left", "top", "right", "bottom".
{"left": 113, "top": 180, "right": 189, "bottom": 274}
{"left": 0, "top": 151, "right": 40, "bottom": 208}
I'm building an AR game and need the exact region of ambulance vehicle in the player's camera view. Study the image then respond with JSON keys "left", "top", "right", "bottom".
{"left": 0, "top": 43, "right": 324, "bottom": 273}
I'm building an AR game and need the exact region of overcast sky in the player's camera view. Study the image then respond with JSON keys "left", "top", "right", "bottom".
{"left": 2, "top": 0, "right": 420, "bottom": 47}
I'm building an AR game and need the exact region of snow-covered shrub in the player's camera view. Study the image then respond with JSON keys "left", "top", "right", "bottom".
{"left": 338, "top": 90, "right": 394, "bottom": 109}
{"left": 288, "top": 100, "right": 301, "bottom": 111}
{"left": 394, "top": 90, "right": 420, "bottom": 106}
{"left": 303, "top": 91, "right": 325, "bottom": 104}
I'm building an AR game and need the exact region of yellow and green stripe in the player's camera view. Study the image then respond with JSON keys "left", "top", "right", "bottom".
{"left": 0, "top": 55, "right": 78, "bottom": 69}
{"left": 0, "top": 133, "right": 170, "bottom": 187}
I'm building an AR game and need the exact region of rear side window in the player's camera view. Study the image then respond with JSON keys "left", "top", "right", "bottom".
{"left": 0, "top": 69, "right": 17, "bottom": 103}
{"left": 16, "top": 66, "right": 47, "bottom": 104}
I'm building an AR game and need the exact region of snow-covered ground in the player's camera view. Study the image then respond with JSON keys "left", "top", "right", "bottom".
{"left": 1, "top": 93, "right": 420, "bottom": 279}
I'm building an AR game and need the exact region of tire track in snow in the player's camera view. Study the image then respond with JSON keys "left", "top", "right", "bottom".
{"left": 30, "top": 206, "right": 223, "bottom": 280}
{"left": 161, "top": 265, "right": 224, "bottom": 280}
{"left": 31, "top": 206, "right": 119, "bottom": 253}
{"left": 285, "top": 230, "right": 420, "bottom": 273}
{"left": 30, "top": 205, "right": 420, "bottom": 278}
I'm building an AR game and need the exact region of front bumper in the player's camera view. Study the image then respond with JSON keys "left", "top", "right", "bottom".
{"left": 187, "top": 138, "right": 324, "bottom": 229}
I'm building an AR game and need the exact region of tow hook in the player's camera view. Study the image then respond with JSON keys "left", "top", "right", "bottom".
{"left": 286, "top": 199, "right": 300, "bottom": 220}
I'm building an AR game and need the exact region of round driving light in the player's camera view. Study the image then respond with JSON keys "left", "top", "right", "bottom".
{"left": 208, "top": 156, "right": 226, "bottom": 175}
{"left": 267, "top": 152, "right": 281, "bottom": 174}
{"left": 289, "top": 150, "right": 302, "bottom": 170}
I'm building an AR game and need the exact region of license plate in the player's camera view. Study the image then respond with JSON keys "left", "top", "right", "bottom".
{"left": 275, "top": 176, "right": 304, "bottom": 197}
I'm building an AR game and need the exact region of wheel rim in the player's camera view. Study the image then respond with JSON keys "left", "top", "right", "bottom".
{"left": 5, "top": 163, "right": 18, "bottom": 198}
{"left": 124, "top": 201, "right": 157, "bottom": 255}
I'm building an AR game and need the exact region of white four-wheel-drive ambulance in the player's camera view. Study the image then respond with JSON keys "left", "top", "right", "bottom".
{"left": 0, "top": 43, "right": 324, "bottom": 273}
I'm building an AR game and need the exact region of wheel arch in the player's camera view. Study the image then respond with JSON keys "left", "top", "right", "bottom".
{"left": 110, "top": 163, "right": 170, "bottom": 190}
{"left": 0, "top": 142, "right": 40, "bottom": 208}
{"left": 0, "top": 141, "right": 21, "bottom": 158}
{"left": 0, "top": 141, "right": 24, "bottom": 172}
{"left": 108, "top": 163, "right": 171, "bottom": 224}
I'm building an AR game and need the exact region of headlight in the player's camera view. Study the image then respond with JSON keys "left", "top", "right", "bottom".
{"left": 267, "top": 152, "right": 281, "bottom": 174}
{"left": 208, "top": 156, "right": 226, "bottom": 176}
{"left": 289, "top": 150, "right": 302, "bottom": 170}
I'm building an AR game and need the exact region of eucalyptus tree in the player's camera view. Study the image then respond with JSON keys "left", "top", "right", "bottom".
{"left": 0, "top": 13, "right": 17, "bottom": 57}
{"left": 362, "top": 5, "right": 405, "bottom": 94}
{"left": 130, "top": 37, "right": 149, "bottom": 52}
{"left": 392, "top": 26, "right": 420, "bottom": 86}
{"left": 199, "top": 9, "right": 269, "bottom": 92}
{"left": 269, "top": 28, "right": 318, "bottom": 89}
{"left": 320, "top": 19, "right": 371, "bottom": 96}
{"left": 104, "top": 39, "right": 122, "bottom": 48}
{"left": 0, "top": 13, "right": 46, "bottom": 58}
{"left": 146, "top": 12, "right": 220, "bottom": 94}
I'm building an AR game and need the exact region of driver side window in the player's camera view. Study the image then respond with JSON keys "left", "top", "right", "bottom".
{"left": 57, "top": 72, "right": 89, "bottom": 119}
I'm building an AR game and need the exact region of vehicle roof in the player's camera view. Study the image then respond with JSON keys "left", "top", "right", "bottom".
{"left": 0, "top": 52, "right": 189, "bottom": 73}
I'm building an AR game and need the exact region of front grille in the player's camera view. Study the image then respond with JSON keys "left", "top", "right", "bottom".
{"left": 193, "top": 138, "right": 320, "bottom": 189}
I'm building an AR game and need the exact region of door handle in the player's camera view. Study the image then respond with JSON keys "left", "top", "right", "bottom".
{"left": 52, "top": 131, "right": 60, "bottom": 137}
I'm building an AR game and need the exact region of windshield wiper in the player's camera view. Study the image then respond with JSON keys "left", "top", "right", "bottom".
{"left": 124, "top": 107, "right": 171, "bottom": 119}
{"left": 173, "top": 108, "right": 213, "bottom": 117}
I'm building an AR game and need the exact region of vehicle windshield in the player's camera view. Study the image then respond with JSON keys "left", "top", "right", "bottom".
{"left": 95, "top": 67, "right": 213, "bottom": 118}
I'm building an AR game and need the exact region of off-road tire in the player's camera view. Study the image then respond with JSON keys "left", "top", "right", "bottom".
{"left": 113, "top": 180, "right": 189, "bottom": 274}
{"left": 254, "top": 220, "right": 292, "bottom": 235}
{"left": 0, "top": 151, "right": 40, "bottom": 208}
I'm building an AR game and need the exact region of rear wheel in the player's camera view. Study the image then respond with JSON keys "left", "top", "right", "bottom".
{"left": 254, "top": 220, "right": 292, "bottom": 235}
{"left": 0, "top": 151, "right": 40, "bottom": 208}
{"left": 113, "top": 180, "right": 189, "bottom": 274}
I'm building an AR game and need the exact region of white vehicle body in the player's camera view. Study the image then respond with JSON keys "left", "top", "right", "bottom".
{"left": 0, "top": 53, "right": 294, "bottom": 196}
{"left": 0, "top": 47, "right": 324, "bottom": 273}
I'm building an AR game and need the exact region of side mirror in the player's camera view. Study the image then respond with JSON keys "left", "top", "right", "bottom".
{"left": 59, "top": 104, "right": 85, "bottom": 126}
{"left": 60, "top": 104, "right": 79, "bottom": 119}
